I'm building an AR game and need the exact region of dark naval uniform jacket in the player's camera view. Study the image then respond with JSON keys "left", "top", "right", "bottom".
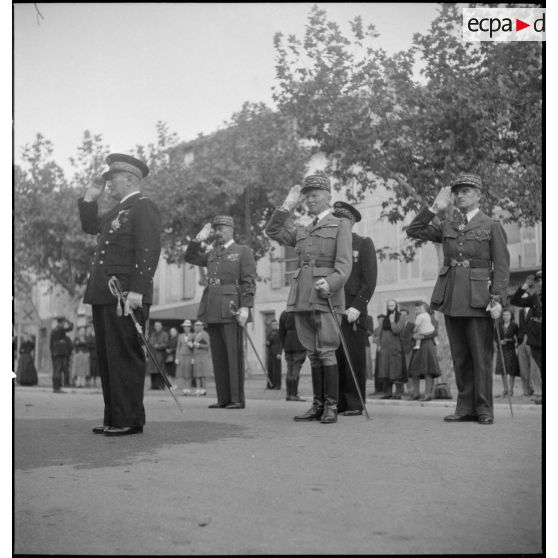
{"left": 78, "top": 193, "right": 161, "bottom": 305}
{"left": 265, "top": 209, "right": 352, "bottom": 313}
{"left": 406, "top": 208, "right": 509, "bottom": 315}
{"left": 344, "top": 233, "right": 377, "bottom": 326}
{"left": 184, "top": 241, "right": 256, "bottom": 323}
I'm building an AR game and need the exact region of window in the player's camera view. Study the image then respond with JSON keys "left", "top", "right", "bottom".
{"left": 284, "top": 246, "right": 298, "bottom": 287}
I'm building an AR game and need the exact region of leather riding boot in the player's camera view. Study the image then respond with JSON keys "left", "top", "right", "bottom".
{"left": 294, "top": 366, "right": 324, "bottom": 421}
{"left": 320, "top": 365, "right": 339, "bottom": 423}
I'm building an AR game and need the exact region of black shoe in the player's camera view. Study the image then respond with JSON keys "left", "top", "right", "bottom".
{"left": 92, "top": 425, "right": 108, "bottom": 434}
{"left": 380, "top": 394, "right": 392, "bottom": 399}
{"left": 443, "top": 414, "right": 477, "bottom": 422}
{"left": 320, "top": 406, "right": 338, "bottom": 424}
{"left": 53, "top": 389, "right": 66, "bottom": 393}
{"left": 225, "top": 402, "right": 245, "bottom": 409}
{"left": 104, "top": 425, "right": 143, "bottom": 436}
{"left": 208, "top": 403, "right": 229, "bottom": 408}
{"left": 294, "top": 406, "right": 323, "bottom": 421}
{"left": 341, "top": 409, "right": 363, "bottom": 416}
{"left": 477, "top": 415, "right": 494, "bottom": 425}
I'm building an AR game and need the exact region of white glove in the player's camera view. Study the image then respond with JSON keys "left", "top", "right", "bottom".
{"left": 281, "top": 185, "right": 302, "bottom": 211}
{"left": 123, "top": 291, "right": 143, "bottom": 315}
{"left": 486, "top": 300, "right": 503, "bottom": 320}
{"left": 314, "top": 278, "right": 332, "bottom": 298}
{"left": 346, "top": 307, "right": 361, "bottom": 323}
{"left": 195, "top": 223, "right": 212, "bottom": 242}
{"left": 430, "top": 186, "right": 453, "bottom": 214}
{"left": 84, "top": 177, "right": 106, "bottom": 202}
{"left": 237, "top": 307, "right": 249, "bottom": 327}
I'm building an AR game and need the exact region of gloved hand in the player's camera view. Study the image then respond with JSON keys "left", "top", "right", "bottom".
{"left": 281, "top": 185, "right": 302, "bottom": 211}
{"left": 84, "top": 176, "right": 106, "bottom": 202}
{"left": 430, "top": 186, "right": 453, "bottom": 214}
{"left": 124, "top": 291, "right": 143, "bottom": 315}
{"left": 486, "top": 299, "right": 503, "bottom": 320}
{"left": 195, "top": 223, "right": 212, "bottom": 242}
{"left": 237, "top": 307, "right": 249, "bottom": 327}
{"left": 314, "top": 278, "right": 332, "bottom": 298}
{"left": 346, "top": 307, "right": 361, "bottom": 323}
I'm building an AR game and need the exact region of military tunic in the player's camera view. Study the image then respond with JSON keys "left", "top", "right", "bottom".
{"left": 407, "top": 207, "right": 510, "bottom": 419}
{"left": 265, "top": 209, "right": 352, "bottom": 366}
{"left": 78, "top": 193, "right": 161, "bottom": 428}
{"left": 184, "top": 240, "right": 256, "bottom": 406}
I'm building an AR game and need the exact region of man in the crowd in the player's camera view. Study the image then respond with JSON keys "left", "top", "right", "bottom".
{"left": 50, "top": 316, "right": 74, "bottom": 393}
{"left": 510, "top": 270, "right": 543, "bottom": 404}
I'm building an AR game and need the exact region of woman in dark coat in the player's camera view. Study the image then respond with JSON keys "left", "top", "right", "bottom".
{"left": 494, "top": 308, "right": 520, "bottom": 397}
{"left": 16, "top": 333, "right": 38, "bottom": 386}
{"left": 377, "top": 300, "right": 407, "bottom": 399}
{"left": 408, "top": 303, "right": 441, "bottom": 401}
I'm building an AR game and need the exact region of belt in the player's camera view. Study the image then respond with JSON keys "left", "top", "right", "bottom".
{"left": 299, "top": 259, "right": 335, "bottom": 268}
{"left": 207, "top": 278, "right": 238, "bottom": 286}
{"left": 444, "top": 258, "right": 491, "bottom": 268}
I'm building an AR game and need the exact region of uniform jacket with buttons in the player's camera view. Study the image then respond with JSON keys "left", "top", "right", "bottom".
{"left": 407, "top": 207, "right": 509, "bottom": 317}
{"left": 265, "top": 208, "right": 352, "bottom": 313}
{"left": 344, "top": 232, "right": 377, "bottom": 326}
{"left": 184, "top": 240, "right": 256, "bottom": 324}
{"left": 78, "top": 193, "right": 162, "bottom": 305}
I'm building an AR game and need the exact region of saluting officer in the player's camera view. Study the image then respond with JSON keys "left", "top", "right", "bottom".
{"left": 265, "top": 174, "right": 352, "bottom": 424}
{"left": 184, "top": 215, "right": 257, "bottom": 409}
{"left": 407, "top": 173, "right": 509, "bottom": 425}
{"left": 331, "top": 201, "right": 377, "bottom": 416}
{"left": 78, "top": 153, "right": 161, "bottom": 436}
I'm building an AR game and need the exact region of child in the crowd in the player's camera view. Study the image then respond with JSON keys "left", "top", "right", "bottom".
{"left": 413, "top": 302, "right": 435, "bottom": 350}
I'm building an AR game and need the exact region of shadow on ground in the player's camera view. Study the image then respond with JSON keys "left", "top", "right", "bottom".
{"left": 14, "top": 419, "right": 249, "bottom": 471}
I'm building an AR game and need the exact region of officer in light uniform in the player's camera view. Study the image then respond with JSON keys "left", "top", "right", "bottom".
{"left": 78, "top": 153, "right": 161, "bottom": 436}
{"left": 407, "top": 173, "right": 509, "bottom": 425}
{"left": 265, "top": 174, "right": 352, "bottom": 424}
{"left": 184, "top": 215, "right": 256, "bottom": 409}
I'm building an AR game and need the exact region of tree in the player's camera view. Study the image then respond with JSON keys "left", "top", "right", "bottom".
{"left": 146, "top": 103, "right": 310, "bottom": 262}
{"left": 273, "top": 4, "right": 542, "bottom": 241}
{"left": 14, "top": 133, "right": 101, "bottom": 301}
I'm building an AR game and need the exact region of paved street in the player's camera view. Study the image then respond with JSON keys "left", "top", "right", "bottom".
{"left": 13, "top": 376, "right": 542, "bottom": 555}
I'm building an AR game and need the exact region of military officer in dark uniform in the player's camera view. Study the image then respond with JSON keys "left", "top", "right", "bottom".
{"left": 265, "top": 174, "right": 352, "bottom": 424}
{"left": 407, "top": 173, "right": 509, "bottom": 425}
{"left": 184, "top": 215, "right": 257, "bottom": 409}
{"left": 510, "top": 270, "right": 543, "bottom": 404}
{"left": 78, "top": 153, "right": 161, "bottom": 436}
{"left": 331, "top": 201, "right": 377, "bottom": 416}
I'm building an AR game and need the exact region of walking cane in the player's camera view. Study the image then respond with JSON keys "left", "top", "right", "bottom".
{"left": 494, "top": 320, "right": 514, "bottom": 418}
{"left": 229, "top": 301, "right": 274, "bottom": 388}
{"left": 327, "top": 298, "right": 371, "bottom": 420}
{"left": 108, "top": 276, "right": 183, "bottom": 413}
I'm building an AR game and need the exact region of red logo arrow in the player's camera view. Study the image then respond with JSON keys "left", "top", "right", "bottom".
{"left": 516, "top": 18, "right": 530, "bottom": 31}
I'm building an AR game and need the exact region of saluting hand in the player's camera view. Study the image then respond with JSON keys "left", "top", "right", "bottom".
{"left": 195, "top": 223, "right": 213, "bottom": 242}
{"left": 430, "top": 186, "right": 453, "bottom": 213}
{"left": 84, "top": 177, "right": 106, "bottom": 202}
{"left": 282, "top": 185, "right": 302, "bottom": 211}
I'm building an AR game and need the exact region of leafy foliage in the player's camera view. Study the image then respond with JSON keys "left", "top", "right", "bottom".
{"left": 273, "top": 4, "right": 542, "bottom": 231}
{"left": 145, "top": 103, "right": 310, "bottom": 262}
